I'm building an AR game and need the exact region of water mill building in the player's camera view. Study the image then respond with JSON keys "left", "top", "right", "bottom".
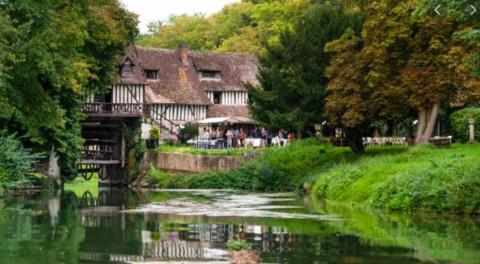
{"left": 79, "top": 45, "right": 259, "bottom": 184}
{"left": 84, "top": 44, "right": 258, "bottom": 134}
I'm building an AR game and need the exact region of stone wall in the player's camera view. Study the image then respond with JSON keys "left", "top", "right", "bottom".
{"left": 142, "top": 151, "right": 255, "bottom": 173}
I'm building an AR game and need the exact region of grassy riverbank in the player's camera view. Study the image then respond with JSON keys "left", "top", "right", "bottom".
{"left": 149, "top": 140, "right": 480, "bottom": 215}
{"left": 150, "top": 138, "right": 355, "bottom": 191}
{"left": 149, "top": 139, "right": 409, "bottom": 192}
{"left": 312, "top": 144, "right": 480, "bottom": 214}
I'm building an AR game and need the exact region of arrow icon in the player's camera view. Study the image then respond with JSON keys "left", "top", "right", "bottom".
{"left": 434, "top": 5, "right": 442, "bottom": 16}
{"left": 470, "top": 4, "right": 477, "bottom": 15}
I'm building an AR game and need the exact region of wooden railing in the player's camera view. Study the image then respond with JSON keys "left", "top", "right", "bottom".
{"left": 82, "top": 103, "right": 145, "bottom": 115}
{"left": 81, "top": 102, "right": 180, "bottom": 135}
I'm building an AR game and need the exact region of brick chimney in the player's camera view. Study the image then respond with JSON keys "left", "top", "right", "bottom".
{"left": 178, "top": 43, "right": 189, "bottom": 67}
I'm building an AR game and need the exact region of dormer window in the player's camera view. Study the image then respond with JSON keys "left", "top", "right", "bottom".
{"left": 121, "top": 60, "right": 133, "bottom": 77}
{"left": 199, "top": 70, "right": 220, "bottom": 80}
{"left": 145, "top": 70, "right": 158, "bottom": 80}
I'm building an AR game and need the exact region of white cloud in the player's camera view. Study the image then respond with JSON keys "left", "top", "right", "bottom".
{"left": 120, "top": 0, "right": 240, "bottom": 33}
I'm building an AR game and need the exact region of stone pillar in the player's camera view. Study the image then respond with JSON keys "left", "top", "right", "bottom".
{"left": 469, "top": 118, "right": 475, "bottom": 142}
{"left": 48, "top": 147, "right": 61, "bottom": 186}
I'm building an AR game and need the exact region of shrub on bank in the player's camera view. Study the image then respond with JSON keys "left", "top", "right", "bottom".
{"left": 313, "top": 144, "right": 480, "bottom": 215}
{"left": 0, "top": 134, "right": 43, "bottom": 195}
{"left": 150, "top": 138, "right": 354, "bottom": 191}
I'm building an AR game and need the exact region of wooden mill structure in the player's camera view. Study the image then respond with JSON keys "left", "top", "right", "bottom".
{"left": 77, "top": 44, "right": 258, "bottom": 184}
{"left": 79, "top": 102, "right": 146, "bottom": 185}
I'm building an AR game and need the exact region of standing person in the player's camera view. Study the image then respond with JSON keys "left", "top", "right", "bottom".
{"left": 239, "top": 128, "right": 245, "bottom": 147}
{"left": 278, "top": 130, "right": 285, "bottom": 146}
{"left": 261, "top": 128, "right": 268, "bottom": 148}
{"left": 223, "top": 128, "right": 228, "bottom": 148}
{"left": 266, "top": 131, "right": 273, "bottom": 148}
{"left": 203, "top": 128, "right": 210, "bottom": 149}
{"left": 216, "top": 127, "right": 223, "bottom": 149}
{"left": 288, "top": 133, "right": 295, "bottom": 144}
{"left": 233, "top": 128, "right": 239, "bottom": 148}
{"left": 226, "top": 129, "right": 233, "bottom": 148}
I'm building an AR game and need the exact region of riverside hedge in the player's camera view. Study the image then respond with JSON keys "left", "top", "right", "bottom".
{"left": 150, "top": 138, "right": 355, "bottom": 191}
{"left": 313, "top": 144, "right": 480, "bottom": 215}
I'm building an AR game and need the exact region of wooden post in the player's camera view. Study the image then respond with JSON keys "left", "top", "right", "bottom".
{"left": 121, "top": 132, "right": 126, "bottom": 168}
{"left": 469, "top": 118, "right": 475, "bottom": 142}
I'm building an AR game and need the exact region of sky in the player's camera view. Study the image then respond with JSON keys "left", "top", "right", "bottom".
{"left": 120, "top": 0, "right": 240, "bottom": 33}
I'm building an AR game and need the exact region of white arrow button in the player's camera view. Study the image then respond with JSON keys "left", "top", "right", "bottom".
{"left": 434, "top": 5, "right": 442, "bottom": 16}
{"left": 470, "top": 5, "right": 477, "bottom": 15}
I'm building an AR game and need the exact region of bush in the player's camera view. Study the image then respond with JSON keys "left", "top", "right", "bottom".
{"left": 227, "top": 237, "right": 252, "bottom": 251}
{"left": 313, "top": 144, "right": 480, "bottom": 215}
{"left": 149, "top": 138, "right": 354, "bottom": 192}
{"left": 450, "top": 108, "right": 480, "bottom": 142}
{"left": 369, "top": 154, "right": 480, "bottom": 214}
{"left": 0, "top": 134, "right": 42, "bottom": 194}
{"left": 150, "top": 126, "right": 160, "bottom": 140}
{"left": 179, "top": 123, "right": 198, "bottom": 142}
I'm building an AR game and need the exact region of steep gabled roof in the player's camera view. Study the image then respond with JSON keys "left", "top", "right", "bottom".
{"left": 116, "top": 45, "right": 259, "bottom": 105}
{"left": 191, "top": 51, "right": 259, "bottom": 92}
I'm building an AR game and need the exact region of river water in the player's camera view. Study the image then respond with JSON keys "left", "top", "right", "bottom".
{"left": 0, "top": 188, "right": 479, "bottom": 263}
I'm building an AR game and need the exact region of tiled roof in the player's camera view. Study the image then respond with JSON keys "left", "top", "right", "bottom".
{"left": 116, "top": 45, "right": 259, "bottom": 105}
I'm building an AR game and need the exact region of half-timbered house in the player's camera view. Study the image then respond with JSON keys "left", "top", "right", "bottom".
{"left": 84, "top": 44, "right": 259, "bottom": 134}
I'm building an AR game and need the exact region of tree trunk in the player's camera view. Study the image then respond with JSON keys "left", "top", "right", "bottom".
{"left": 386, "top": 120, "right": 395, "bottom": 137}
{"left": 415, "top": 109, "right": 427, "bottom": 144}
{"left": 346, "top": 127, "right": 365, "bottom": 154}
{"left": 415, "top": 103, "right": 440, "bottom": 145}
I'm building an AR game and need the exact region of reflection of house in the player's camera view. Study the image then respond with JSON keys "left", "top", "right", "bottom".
{"left": 84, "top": 44, "right": 259, "bottom": 134}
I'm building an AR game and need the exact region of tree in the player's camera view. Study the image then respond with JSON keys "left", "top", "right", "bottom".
{"left": 325, "top": 0, "right": 480, "bottom": 151}
{"left": 0, "top": 0, "right": 138, "bottom": 178}
{"left": 137, "top": 14, "right": 216, "bottom": 51}
{"left": 137, "top": 0, "right": 312, "bottom": 55}
{"left": 325, "top": 1, "right": 414, "bottom": 152}
{"left": 248, "top": 3, "right": 364, "bottom": 135}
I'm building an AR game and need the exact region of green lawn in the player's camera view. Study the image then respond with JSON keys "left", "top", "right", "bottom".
{"left": 312, "top": 144, "right": 480, "bottom": 214}
{"left": 156, "top": 144, "right": 259, "bottom": 156}
{"left": 64, "top": 174, "right": 99, "bottom": 198}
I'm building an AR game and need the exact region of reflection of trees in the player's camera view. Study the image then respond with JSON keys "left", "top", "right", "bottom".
{"left": 0, "top": 192, "right": 86, "bottom": 263}
{"left": 310, "top": 199, "right": 480, "bottom": 263}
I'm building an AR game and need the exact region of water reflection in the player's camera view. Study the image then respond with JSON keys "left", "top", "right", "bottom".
{"left": 0, "top": 189, "right": 479, "bottom": 263}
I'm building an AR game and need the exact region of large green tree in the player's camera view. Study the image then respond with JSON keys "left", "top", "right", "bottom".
{"left": 137, "top": 0, "right": 312, "bottom": 55}
{"left": 0, "top": 0, "right": 138, "bottom": 178}
{"left": 325, "top": 0, "right": 480, "bottom": 152}
{"left": 247, "top": 3, "right": 364, "bottom": 134}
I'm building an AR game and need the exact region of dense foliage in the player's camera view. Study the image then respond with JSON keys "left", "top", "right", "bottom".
{"left": 227, "top": 238, "right": 252, "bottom": 251}
{"left": 313, "top": 144, "right": 480, "bottom": 215}
{"left": 178, "top": 123, "right": 198, "bottom": 142}
{"left": 0, "top": 134, "right": 42, "bottom": 195}
{"left": 150, "top": 138, "right": 354, "bottom": 191}
{"left": 324, "top": 0, "right": 480, "bottom": 152}
{"left": 248, "top": 3, "right": 364, "bottom": 134}
{"left": 450, "top": 108, "right": 480, "bottom": 142}
{"left": 0, "top": 0, "right": 138, "bottom": 179}
{"left": 137, "top": 0, "right": 312, "bottom": 55}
